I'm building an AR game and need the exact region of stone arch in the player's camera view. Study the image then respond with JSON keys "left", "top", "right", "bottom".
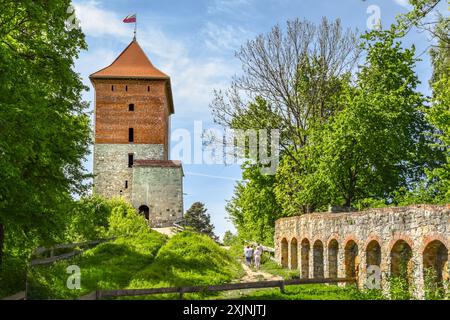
{"left": 138, "top": 205, "right": 150, "bottom": 221}
{"left": 390, "top": 239, "right": 413, "bottom": 285}
{"left": 366, "top": 240, "right": 382, "bottom": 268}
{"left": 313, "top": 240, "right": 324, "bottom": 278}
{"left": 328, "top": 239, "right": 339, "bottom": 279}
{"left": 300, "top": 238, "right": 310, "bottom": 278}
{"left": 423, "top": 240, "right": 448, "bottom": 291}
{"left": 388, "top": 234, "right": 414, "bottom": 253}
{"left": 281, "top": 238, "right": 289, "bottom": 268}
{"left": 290, "top": 238, "right": 298, "bottom": 269}
{"left": 345, "top": 240, "right": 359, "bottom": 279}
{"left": 421, "top": 233, "right": 449, "bottom": 253}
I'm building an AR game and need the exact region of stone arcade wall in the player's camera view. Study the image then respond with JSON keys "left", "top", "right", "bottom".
{"left": 274, "top": 205, "right": 450, "bottom": 298}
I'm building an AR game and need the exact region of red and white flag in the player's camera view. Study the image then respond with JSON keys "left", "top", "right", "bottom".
{"left": 123, "top": 14, "right": 136, "bottom": 23}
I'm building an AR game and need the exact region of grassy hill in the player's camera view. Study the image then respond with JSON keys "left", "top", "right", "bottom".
{"left": 28, "top": 231, "right": 243, "bottom": 300}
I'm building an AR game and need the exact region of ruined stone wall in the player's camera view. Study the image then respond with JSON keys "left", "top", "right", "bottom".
{"left": 93, "top": 144, "right": 164, "bottom": 201}
{"left": 131, "top": 166, "right": 184, "bottom": 227}
{"left": 274, "top": 205, "right": 450, "bottom": 298}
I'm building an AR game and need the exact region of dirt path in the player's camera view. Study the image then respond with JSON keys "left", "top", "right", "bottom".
{"left": 240, "top": 262, "right": 282, "bottom": 282}
{"left": 221, "top": 245, "right": 282, "bottom": 282}
{"left": 151, "top": 227, "right": 177, "bottom": 237}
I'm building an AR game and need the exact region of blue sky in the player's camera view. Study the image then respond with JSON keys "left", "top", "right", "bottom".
{"left": 72, "top": 0, "right": 446, "bottom": 239}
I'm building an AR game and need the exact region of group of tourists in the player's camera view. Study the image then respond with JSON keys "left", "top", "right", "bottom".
{"left": 244, "top": 244, "right": 264, "bottom": 269}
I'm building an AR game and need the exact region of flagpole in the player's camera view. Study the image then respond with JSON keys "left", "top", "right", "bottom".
{"left": 134, "top": 14, "right": 137, "bottom": 40}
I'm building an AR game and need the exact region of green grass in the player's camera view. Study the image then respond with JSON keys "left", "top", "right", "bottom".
{"left": 21, "top": 231, "right": 391, "bottom": 300}
{"left": 259, "top": 258, "right": 300, "bottom": 280}
{"left": 28, "top": 231, "right": 167, "bottom": 299}
{"left": 120, "top": 232, "right": 243, "bottom": 300}
{"left": 223, "top": 284, "right": 359, "bottom": 300}
{"left": 227, "top": 284, "right": 386, "bottom": 300}
{"left": 28, "top": 231, "right": 243, "bottom": 300}
{"left": 219, "top": 245, "right": 384, "bottom": 300}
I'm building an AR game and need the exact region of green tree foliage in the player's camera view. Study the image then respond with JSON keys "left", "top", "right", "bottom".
{"left": 183, "top": 202, "right": 217, "bottom": 240}
{"left": 213, "top": 19, "right": 361, "bottom": 239}
{"left": 222, "top": 231, "right": 237, "bottom": 246}
{"left": 220, "top": 6, "right": 448, "bottom": 241}
{"left": 0, "top": 1, "right": 90, "bottom": 264}
{"left": 276, "top": 31, "right": 438, "bottom": 211}
{"left": 226, "top": 164, "right": 282, "bottom": 245}
{"left": 396, "top": 0, "right": 445, "bottom": 37}
{"left": 425, "top": 75, "right": 450, "bottom": 202}
{"left": 327, "top": 31, "right": 433, "bottom": 207}
{"left": 64, "top": 195, "right": 113, "bottom": 242}
{"left": 107, "top": 199, "right": 150, "bottom": 238}
{"left": 211, "top": 18, "right": 359, "bottom": 156}
{"left": 423, "top": 16, "right": 450, "bottom": 203}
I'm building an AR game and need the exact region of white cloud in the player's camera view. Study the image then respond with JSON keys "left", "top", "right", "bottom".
{"left": 73, "top": 0, "right": 239, "bottom": 118}
{"left": 207, "top": 0, "right": 253, "bottom": 14}
{"left": 203, "top": 22, "right": 249, "bottom": 51}
{"left": 73, "top": 0, "right": 130, "bottom": 38}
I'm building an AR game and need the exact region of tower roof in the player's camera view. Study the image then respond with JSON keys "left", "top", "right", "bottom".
{"left": 90, "top": 39, "right": 174, "bottom": 114}
{"left": 90, "top": 39, "right": 169, "bottom": 79}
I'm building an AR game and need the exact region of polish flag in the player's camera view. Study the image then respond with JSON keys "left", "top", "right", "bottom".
{"left": 123, "top": 14, "right": 136, "bottom": 23}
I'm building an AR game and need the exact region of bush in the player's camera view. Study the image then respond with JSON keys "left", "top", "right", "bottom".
{"left": 106, "top": 200, "right": 149, "bottom": 238}
{"left": 389, "top": 275, "right": 413, "bottom": 300}
{"left": 65, "top": 195, "right": 113, "bottom": 242}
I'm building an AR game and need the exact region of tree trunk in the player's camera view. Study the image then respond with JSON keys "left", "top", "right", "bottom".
{"left": 0, "top": 223, "right": 4, "bottom": 267}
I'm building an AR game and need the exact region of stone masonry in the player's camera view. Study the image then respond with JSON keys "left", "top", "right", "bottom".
{"left": 132, "top": 160, "right": 184, "bottom": 227}
{"left": 274, "top": 205, "right": 450, "bottom": 298}
{"left": 93, "top": 144, "right": 164, "bottom": 202}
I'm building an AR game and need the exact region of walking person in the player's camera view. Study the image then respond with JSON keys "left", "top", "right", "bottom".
{"left": 254, "top": 244, "right": 263, "bottom": 269}
{"left": 244, "top": 245, "right": 253, "bottom": 266}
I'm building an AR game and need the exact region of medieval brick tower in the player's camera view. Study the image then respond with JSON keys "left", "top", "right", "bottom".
{"left": 90, "top": 39, "right": 183, "bottom": 227}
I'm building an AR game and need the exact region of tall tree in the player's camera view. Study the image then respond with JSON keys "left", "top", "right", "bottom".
{"left": 210, "top": 17, "right": 360, "bottom": 162}
{"left": 213, "top": 18, "right": 360, "bottom": 236}
{"left": 222, "top": 231, "right": 237, "bottom": 246}
{"left": 275, "top": 30, "right": 438, "bottom": 212}
{"left": 226, "top": 164, "right": 282, "bottom": 245}
{"left": 183, "top": 202, "right": 217, "bottom": 240}
{"left": 0, "top": 1, "right": 90, "bottom": 264}
{"left": 423, "top": 16, "right": 450, "bottom": 202}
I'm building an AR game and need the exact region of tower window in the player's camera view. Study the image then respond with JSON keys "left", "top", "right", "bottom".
{"left": 147, "top": 86, "right": 150, "bottom": 92}
{"left": 111, "top": 85, "right": 114, "bottom": 91}
{"left": 128, "top": 154, "right": 134, "bottom": 168}
{"left": 125, "top": 85, "right": 128, "bottom": 92}
{"left": 128, "top": 128, "right": 134, "bottom": 142}
{"left": 129, "top": 103, "right": 134, "bottom": 111}
{"left": 125, "top": 180, "right": 128, "bottom": 189}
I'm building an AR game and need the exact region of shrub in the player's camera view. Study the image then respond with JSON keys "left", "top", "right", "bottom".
{"left": 106, "top": 201, "right": 149, "bottom": 238}
{"left": 65, "top": 195, "right": 113, "bottom": 242}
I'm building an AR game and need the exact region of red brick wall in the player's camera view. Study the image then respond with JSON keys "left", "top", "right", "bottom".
{"left": 92, "top": 78, "right": 169, "bottom": 159}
